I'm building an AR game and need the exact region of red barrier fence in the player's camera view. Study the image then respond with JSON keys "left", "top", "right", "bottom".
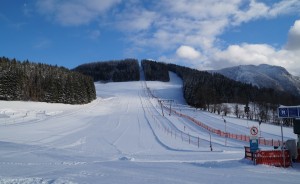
{"left": 166, "top": 105, "right": 283, "bottom": 147}
{"left": 245, "top": 146, "right": 254, "bottom": 160}
{"left": 254, "top": 149, "right": 291, "bottom": 167}
{"left": 244, "top": 146, "right": 291, "bottom": 167}
{"left": 144, "top": 81, "right": 284, "bottom": 148}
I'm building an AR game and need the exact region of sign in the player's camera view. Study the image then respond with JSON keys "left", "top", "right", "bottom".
{"left": 250, "top": 136, "right": 259, "bottom": 152}
{"left": 278, "top": 106, "right": 300, "bottom": 118}
{"left": 250, "top": 126, "right": 258, "bottom": 136}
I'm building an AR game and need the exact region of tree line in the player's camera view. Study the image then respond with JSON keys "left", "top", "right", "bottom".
{"left": 141, "top": 59, "right": 170, "bottom": 82}
{"left": 167, "top": 63, "right": 300, "bottom": 108}
{"left": 141, "top": 60, "right": 300, "bottom": 124}
{"left": 73, "top": 59, "right": 140, "bottom": 82}
{"left": 0, "top": 57, "right": 96, "bottom": 104}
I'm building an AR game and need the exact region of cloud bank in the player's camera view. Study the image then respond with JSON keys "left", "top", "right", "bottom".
{"left": 213, "top": 20, "right": 300, "bottom": 75}
{"left": 36, "top": 0, "right": 300, "bottom": 75}
{"left": 36, "top": 0, "right": 121, "bottom": 26}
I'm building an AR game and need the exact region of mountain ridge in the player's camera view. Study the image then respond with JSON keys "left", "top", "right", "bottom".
{"left": 212, "top": 64, "right": 300, "bottom": 96}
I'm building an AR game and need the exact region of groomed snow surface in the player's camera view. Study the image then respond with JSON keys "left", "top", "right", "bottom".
{"left": 0, "top": 72, "right": 299, "bottom": 183}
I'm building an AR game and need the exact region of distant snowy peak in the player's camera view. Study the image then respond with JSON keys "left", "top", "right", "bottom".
{"left": 212, "top": 64, "right": 300, "bottom": 96}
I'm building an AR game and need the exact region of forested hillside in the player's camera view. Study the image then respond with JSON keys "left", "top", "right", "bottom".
{"left": 141, "top": 60, "right": 300, "bottom": 124}
{"left": 141, "top": 60, "right": 170, "bottom": 82}
{"left": 213, "top": 64, "right": 300, "bottom": 96}
{"left": 73, "top": 59, "right": 140, "bottom": 82}
{"left": 0, "top": 57, "right": 96, "bottom": 104}
{"left": 168, "top": 63, "right": 300, "bottom": 108}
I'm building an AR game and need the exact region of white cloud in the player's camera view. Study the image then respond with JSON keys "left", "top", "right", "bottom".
{"left": 36, "top": 0, "right": 121, "bottom": 26}
{"left": 116, "top": 9, "right": 157, "bottom": 32}
{"left": 160, "top": 0, "right": 240, "bottom": 20}
{"left": 269, "top": 0, "right": 300, "bottom": 17}
{"left": 36, "top": 0, "right": 300, "bottom": 51}
{"left": 149, "top": 1, "right": 300, "bottom": 75}
{"left": 113, "top": 0, "right": 241, "bottom": 57}
{"left": 35, "top": 0, "right": 300, "bottom": 75}
{"left": 176, "top": 45, "right": 201, "bottom": 60}
{"left": 209, "top": 19, "right": 300, "bottom": 75}
{"left": 212, "top": 42, "right": 300, "bottom": 75}
{"left": 233, "top": 0, "right": 300, "bottom": 24}
{"left": 233, "top": 0, "right": 269, "bottom": 24}
{"left": 164, "top": 19, "right": 300, "bottom": 75}
{"left": 286, "top": 20, "right": 300, "bottom": 50}
{"left": 215, "top": 44, "right": 275, "bottom": 65}
{"left": 117, "top": 0, "right": 300, "bottom": 54}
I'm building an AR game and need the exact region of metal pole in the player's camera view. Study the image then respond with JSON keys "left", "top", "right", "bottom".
{"left": 169, "top": 101, "right": 172, "bottom": 116}
{"left": 247, "top": 116, "right": 249, "bottom": 128}
{"left": 259, "top": 123, "right": 261, "bottom": 137}
{"left": 280, "top": 119, "right": 285, "bottom": 167}
{"left": 210, "top": 133, "right": 212, "bottom": 151}
{"left": 160, "top": 101, "right": 164, "bottom": 116}
{"left": 224, "top": 119, "right": 227, "bottom": 146}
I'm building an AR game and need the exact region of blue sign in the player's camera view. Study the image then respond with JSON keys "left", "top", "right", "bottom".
{"left": 289, "top": 108, "right": 299, "bottom": 117}
{"left": 250, "top": 138, "right": 259, "bottom": 152}
{"left": 278, "top": 108, "right": 288, "bottom": 117}
{"left": 278, "top": 106, "right": 300, "bottom": 118}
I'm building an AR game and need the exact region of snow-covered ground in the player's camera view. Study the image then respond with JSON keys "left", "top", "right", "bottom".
{"left": 0, "top": 72, "right": 299, "bottom": 183}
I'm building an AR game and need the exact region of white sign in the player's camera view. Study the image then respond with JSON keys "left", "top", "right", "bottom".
{"left": 250, "top": 126, "right": 258, "bottom": 136}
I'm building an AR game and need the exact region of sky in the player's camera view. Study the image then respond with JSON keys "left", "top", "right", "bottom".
{"left": 1, "top": 0, "right": 300, "bottom": 75}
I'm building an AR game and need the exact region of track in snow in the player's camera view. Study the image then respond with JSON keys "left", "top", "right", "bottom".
{"left": 0, "top": 73, "right": 299, "bottom": 183}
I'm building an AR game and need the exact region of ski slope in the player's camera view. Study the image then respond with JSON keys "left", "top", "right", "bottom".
{"left": 0, "top": 72, "right": 299, "bottom": 183}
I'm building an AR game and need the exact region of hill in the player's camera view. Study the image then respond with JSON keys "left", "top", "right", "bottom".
{"left": 213, "top": 64, "right": 300, "bottom": 96}
{"left": 141, "top": 59, "right": 170, "bottom": 82}
{"left": 166, "top": 62, "right": 300, "bottom": 107}
{"left": 140, "top": 60, "right": 300, "bottom": 123}
{"left": 73, "top": 59, "right": 140, "bottom": 82}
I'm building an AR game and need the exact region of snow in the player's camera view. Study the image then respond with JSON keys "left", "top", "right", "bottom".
{"left": 0, "top": 72, "right": 299, "bottom": 183}
{"left": 213, "top": 64, "right": 300, "bottom": 95}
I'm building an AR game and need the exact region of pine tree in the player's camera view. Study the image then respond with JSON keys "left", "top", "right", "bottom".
{"left": 0, "top": 57, "right": 96, "bottom": 104}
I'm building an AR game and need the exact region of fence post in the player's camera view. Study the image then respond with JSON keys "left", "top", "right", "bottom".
{"left": 181, "top": 132, "right": 183, "bottom": 141}
{"left": 278, "top": 140, "right": 281, "bottom": 147}
{"left": 210, "top": 133, "right": 213, "bottom": 151}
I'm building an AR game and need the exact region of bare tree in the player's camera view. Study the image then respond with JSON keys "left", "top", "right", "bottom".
{"left": 234, "top": 104, "right": 241, "bottom": 118}
{"left": 216, "top": 104, "right": 222, "bottom": 115}
{"left": 222, "top": 104, "right": 231, "bottom": 116}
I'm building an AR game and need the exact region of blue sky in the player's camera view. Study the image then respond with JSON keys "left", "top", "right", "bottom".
{"left": 1, "top": 0, "right": 300, "bottom": 75}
